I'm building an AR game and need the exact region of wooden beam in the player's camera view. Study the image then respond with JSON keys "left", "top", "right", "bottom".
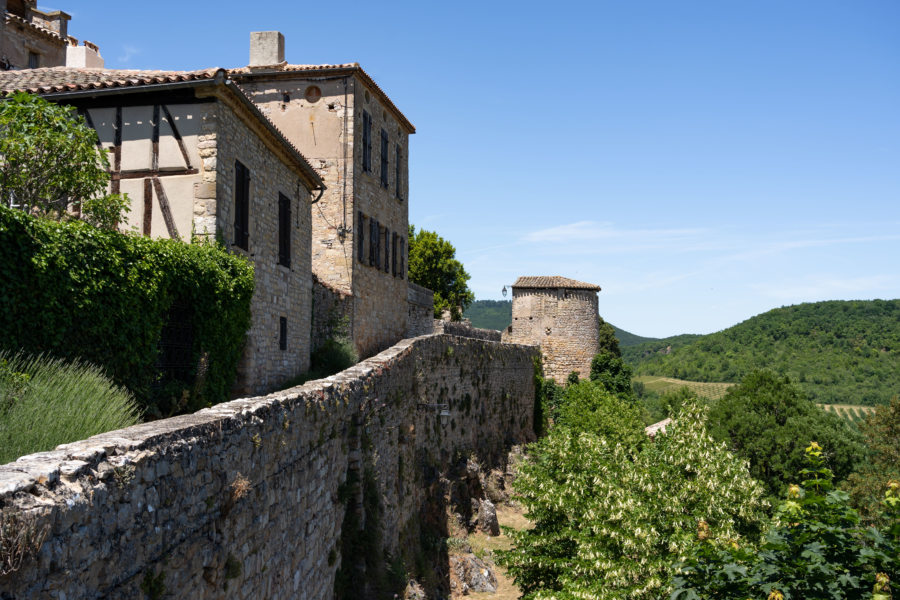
{"left": 143, "top": 178, "right": 152, "bottom": 236}
{"left": 151, "top": 104, "right": 160, "bottom": 172}
{"left": 151, "top": 177, "right": 179, "bottom": 239}
{"left": 111, "top": 168, "right": 198, "bottom": 180}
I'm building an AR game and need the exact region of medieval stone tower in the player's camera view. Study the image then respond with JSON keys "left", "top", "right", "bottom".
{"left": 502, "top": 276, "right": 601, "bottom": 382}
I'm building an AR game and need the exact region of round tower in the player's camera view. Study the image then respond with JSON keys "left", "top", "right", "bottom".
{"left": 502, "top": 276, "right": 601, "bottom": 382}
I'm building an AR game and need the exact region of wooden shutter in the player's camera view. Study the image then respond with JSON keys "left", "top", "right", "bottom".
{"left": 384, "top": 227, "right": 391, "bottom": 272}
{"left": 395, "top": 145, "right": 402, "bottom": 199}
{"left": 380, "top": 130, "right": 389, "bottom": 188}
{"left": 369, "top": 218, "right": 377, "bottom": 266}
{"left": 362, "top": 111, "right": 372, "bottom": 172}
{"left": 234, "top": 160, "right": 250, "bottom": 250}
{"left": 399, "top": 237, "right": 405, "bottom": 279}
{"left": 279, "top": 317, "right": 287, "bottom": 351}
{"left": 391, "top": 232, "right": 398, "bottom": 276}
{"left": 278, "top": 193, "right": 291, "bottom": 267}
{"left": 357, "top": 211, "right": 366, "bottom": 263}
{"left": 374, "top": 221, "right": 382, "bottom": 270}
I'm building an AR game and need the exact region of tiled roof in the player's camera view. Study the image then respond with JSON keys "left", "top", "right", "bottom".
{"left": 512, "top": 276, "right": 602, "bottom": 291}
{"left": 4, "top": 11, "right": 65, "bottom": 43}
{"left": 231, "top": 63, "right": 415, "bottom": 134}
{"left": 0, "top": 66, "right": 221, "bottom": 95}
{"left": 0, "top": 66, "right": 323, "bottom": 190}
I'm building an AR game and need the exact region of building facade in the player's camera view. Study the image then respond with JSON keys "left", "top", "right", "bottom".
{"left": 0, "top": 67, "right": 325, "bottom": 395}
{"left": 502, "top": 276, "right": 602, "bottom": 382}
{"left": 233, "top": 32, "right": 416, "bottom": 360}
{"left": 1, "top": 0, "right": 102, "bottom": 70}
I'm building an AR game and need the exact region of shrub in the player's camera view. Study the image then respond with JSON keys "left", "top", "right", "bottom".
{"left": 0, "top": 206, "right": 254, "bottom": 416}
{"left": 845, "top": 396, "right": 900, "bottom": 526}
{"left": 0, "top": 352, "right": 140, "bottom": 464}
{"left": 707, "top": 370, "right": 866, "bottom": 497}
{"left": 499, "top": 402, "right": 769, "bottom": 599}
{"left": 555, "top": 380, "right": 647, "bottom": 450}
{"left": 589, "top": 351, "right": 634, "bottom": 398}
{"left": 672, "top": 442, "right": 899, "bottom": 599}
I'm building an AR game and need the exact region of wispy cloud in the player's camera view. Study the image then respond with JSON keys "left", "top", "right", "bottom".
{"left": 117, "top": 45, "right": 141, "bottom": 65}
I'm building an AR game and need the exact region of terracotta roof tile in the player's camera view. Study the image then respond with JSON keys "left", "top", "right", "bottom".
{"left": 230, "top": 63, "right": 415, "bottom": 134}
{"left": 512, "top": 276, "right": 602, "bottom": 291}
{"left": 0, "top": 66, "right": 221, "bottom": 95}
{"left": 4, "top": 11, "right": 65, "bottom": 43}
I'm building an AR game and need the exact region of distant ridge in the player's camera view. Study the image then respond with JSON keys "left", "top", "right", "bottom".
{"left": 625, "top": 299, "right": 900, "bottom": 406}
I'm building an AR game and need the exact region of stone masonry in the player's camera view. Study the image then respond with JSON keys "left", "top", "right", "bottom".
{"left": 502, "top": 275, "right": 602, "bottom": 382}
{"left": 0, "top": 334, "right": 538, "bottom": 599}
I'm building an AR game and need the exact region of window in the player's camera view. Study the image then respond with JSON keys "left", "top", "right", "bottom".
{"left": 278, "top": 193, "right": 291, "bottom": 267}
{"left": 374, "top": 222, "right": 382, "bottom": 270}
{"left": 391, "top": 232, "right": 398, "bottom": 276}
{"left": 398, "top": 237, "right": 405, "bottom": 279}
{"left": 279, "top": 317, "right": 287, "bottom": 351}
{"left": 380, "top": 129, "right": 389, "bottom": 188}
{"left": 234, "top": 160, "right": 250, "bottom": 250}
{"left": 383, "top": 227, "right": 390, "bottom": 272}
{"left": 369, "top": 218, "right": 377, "bottom": 267}
{"left": 27, "top": 52, "right": 39, "bottom": 69}
{"left": 362, "top": 111, "right": 372, "bottom": 172}
{"left": 395, "top": 144, "right": 402, "bottom": 200}
{"left": 357, "top": 211, "right": 366, "bottom": 263}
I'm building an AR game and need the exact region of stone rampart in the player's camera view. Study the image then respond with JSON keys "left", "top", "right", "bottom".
{"left": 406, "top": 282, "right": 434, "bottom": 337}
{"left": 435, "top": 320, "right": 502, "bottom": 343}
{"left": 0, "top": 335, "right": 537, "bottom": 599}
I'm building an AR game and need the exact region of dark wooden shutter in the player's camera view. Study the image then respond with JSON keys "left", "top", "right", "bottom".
{"left": 399, "top": 237, "right": 405, "bottom": 279}
{"left": 357, "top": 211, "right": 366, "bottom": 263}
{"left": 383, "top": 227, "right": 391, "bottom": 272}
{"left": 380, "top": 130, "right": 389, "bottom": 188}
{"left": 391, "top": 232, "right": 398, "bottom": 276}
{"left": 234, "top": 160, "right": 250, "bottom": 250}
{"left": 279, "top": 317, "right": 287, "bottom": 351}
{"left": 369, "top": 218, "right": 377, "bottom": 266}
{"left": 374, "top": 221, "right": 382, "bottom": 270}
{"left": 278, "top": 192, "right": 291, "bottom": 267}
{"left": 395, "top": 144, "right": 402, "bottom": 199}
{"left": 362, "top": 111, "right": 372, "bottom": 172}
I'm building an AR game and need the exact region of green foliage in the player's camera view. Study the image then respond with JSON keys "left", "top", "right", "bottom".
{"left": 407, "top": 225, "right": 474, "bottom": 320}
{"left": 0, "top": 92, "right": 128, "bottom": 227}
{"left": 622, "top": 333, "right": 702, "bottom": 363}
{"left": 0, "top": 351, "right": 140, "bottom": 464}
{"left": 555, "top": 381, "right": 647, "bottom": 449}
{"left": 597, "top": 315, "right": 621, "bottom": 357}
{"left": 463, "top": 299, "right": 512, "bottom": 331}
{"left": 672, "top": 443, "right": 900, "bottom": 600}
{"left": 499, "top": 402, "right": 769, "bottom": 599}
{"left": 845, "top": 396, "right": 900, "bottom": 526}
{"left": 532, "top": 356, "right": 563, "bottom": 436}
{"left": 639, "top": 386, "right": 700, "bottom": 425}
{"left": 0, "top": 205, "right": 254, "bottom": 416}
{"left": 588, "top": 351, "right": 634, "bottom": 398}
{"left": 707, "top": 371, "right": 866, "bottom": 497}
{"left": 626, "top": 300, "right": 900, "bottom": 406}
{"left": 612, "top": 324, "right": 661, "bottom": 347}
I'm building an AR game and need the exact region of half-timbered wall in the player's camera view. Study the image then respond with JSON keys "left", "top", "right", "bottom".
{"left": 83, "top": 97, "right": 313, "bottom": 395}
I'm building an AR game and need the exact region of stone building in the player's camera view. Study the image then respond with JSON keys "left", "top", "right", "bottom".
{"left": 502, "top": 276, "right": 602, "bottom": 382}
{"left": 232, "top": 32, "right": 416, "bottom": 359}
{"left": 0, "top": 67, "right": 325, "bottom": 395}
{"left": 1, "top": 0, "right": 102, "bottom": 70}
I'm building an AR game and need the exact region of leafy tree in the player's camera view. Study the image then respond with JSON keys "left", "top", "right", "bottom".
{"left": 589, "top": 351, "right": 634, "bottom": 398}
{"left": 707, "top": 370, "right": 866, "bottom": 497}
{"left": 555, "top": 380, "right": 647, "bottom": 449}
{"left": 672, "top": 442, "right": 899, "bottom": 600}
{"left": 407, "top": 225, "right": 474, "bottom": 320}
{"left": 845, "top": 396, "right": 900, "bottom": 525}
{"left": 597, "top": 315, "right": 621, "bottom": 357}
{"left": 499, "top": 402, "right": 769, "bottom": 599}
{"left": 0, "top": 92, "right": 128, "bottom": 227}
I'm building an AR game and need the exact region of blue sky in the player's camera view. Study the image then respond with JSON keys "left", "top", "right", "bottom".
{"left": 59, "top": 1, "right": 899, "bottom": 337}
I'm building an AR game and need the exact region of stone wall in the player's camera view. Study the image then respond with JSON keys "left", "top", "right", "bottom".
{"left": 311, "top": 274, "right": 354, "bottom": 353}
{"left": 0, "top": 335, "right": 537, "bottom": 599}
{"left": 504, "top": 288, "right": 600, "bottom": 381}
{"left": 406, "top": 282, "right": 434, "bottom": 338}
{"left": 212, "top": 99, "right": 313, "bottom": 395}
{"left": 436, "top": 320, "right": 502, "bottom": 343}
{"left": 1, "top": 9, "right": 66, "bottom": 70}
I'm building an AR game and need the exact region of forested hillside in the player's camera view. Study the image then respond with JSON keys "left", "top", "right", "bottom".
{"left": 627, "top": 299, "right": 900, "bottom": 406}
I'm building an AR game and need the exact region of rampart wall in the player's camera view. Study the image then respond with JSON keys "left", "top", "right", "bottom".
{"left": 0, "top": 334, "right": 537, "bottom": 599}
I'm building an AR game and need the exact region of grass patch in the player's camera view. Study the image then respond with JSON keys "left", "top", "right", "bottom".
{"left": 635, "top": 375, "right": 735, "bottom": 400}
{"left": 0, "top": 352, "right": 140, "bottom": 464}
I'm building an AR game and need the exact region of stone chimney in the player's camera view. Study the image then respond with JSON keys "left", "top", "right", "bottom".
{"left": 66, "top": 40, "right": 104, "bottom": 68}
{"left": 249, "top": 31, "right": 284, "bottom": 67}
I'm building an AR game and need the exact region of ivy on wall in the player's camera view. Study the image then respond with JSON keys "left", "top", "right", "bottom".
{"left": 0, "top": 206, "right": 254, "bottom": 416}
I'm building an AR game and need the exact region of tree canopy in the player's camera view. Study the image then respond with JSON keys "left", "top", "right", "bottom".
{"left": 0, "top": 92, "right": 127, "bottom": 227}
{"left": 707, "top": 370, "right": 866, "bottom": 497}
{"left": 407, "top": 225, "right": 474, "bottom": 320}
{"left": 845, "top": 396, "right": 900, "bottom": 525}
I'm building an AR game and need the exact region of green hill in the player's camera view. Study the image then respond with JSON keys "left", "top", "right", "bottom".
{"left": 612, "top": 326, "right": 659, "bottom": 347}
{"left": 464, "top": 300, "right": 512, "bottom": 331}
{"left": 627, "top": 299, "right": 900, "bottom": 406}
